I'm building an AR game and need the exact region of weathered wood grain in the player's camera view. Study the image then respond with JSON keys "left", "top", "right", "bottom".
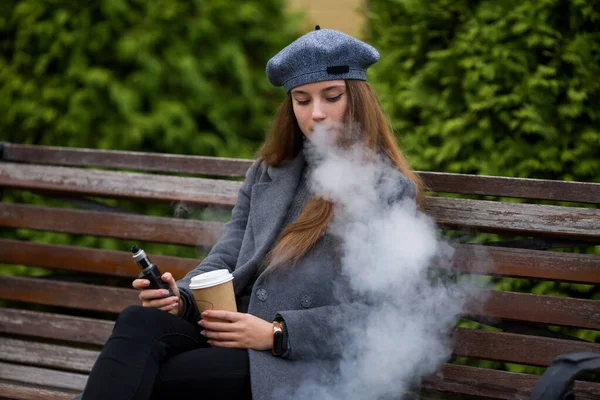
{"left": 425, "top": 197, "right": 600, "bottom": 241}
{"left": 2, "top": 142, "right": 252, "bottom": 177}
{"left": 2, "top": 328, "right": 598, "bottom": 376}
{"left": 3, "top": 198, "right": 599, "bottom": 244}
{"left": 0, "top": 362, "right": 87, "bottom": 391}
{"left": 2, "top": 276, "right": 599, "bottom": 329}
{"left": 423, "top": 364, "right": 600, "bottom": 400}
{"left": 0, "top": 162, "right": 242, "bottom": 206}
{"left": 421, "top": 171, "right": 600, "bottom": 204}
{"left": 0, "top": 338, "right": 99, "bottom": 373}
{"left": 0, "top": 276, "right": 139, "bottom": 314}
{"left": 5, "top": 143, "right": 600, "bottom": 203}
{"left": 0, "top": 309, "right": 113, "bottom": 346}
{"left": 0, "top": 203, "right": 224, "bottom": 247}
{"left": 0, "top": 382, "right": 76, "bottom": 400}
{"left": 0, "top": 239, "right": 198, "bottom": 279}
{"left": 1, "top": 239, "right": 598, "bottom": 284}
{"left": 453, "top": 328, "right": 600, "bottom": 367}
{"left": 452, "top": 244, "right": 600, "bottom": 284}
{"left": 469, "top": 290, "right": 600, "bottom": 330}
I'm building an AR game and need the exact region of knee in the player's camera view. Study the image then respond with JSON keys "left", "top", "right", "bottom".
{"left": 115, "top": 305, "right": 167, "bottom": 331}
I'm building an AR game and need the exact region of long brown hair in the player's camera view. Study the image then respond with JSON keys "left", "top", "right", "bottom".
{"left": 258, "top": 80, "right": 423, "bottom": 267}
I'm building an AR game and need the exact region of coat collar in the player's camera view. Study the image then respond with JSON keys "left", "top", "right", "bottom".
{"left": 249, "top": 152, "right": 306, "bottom": 258}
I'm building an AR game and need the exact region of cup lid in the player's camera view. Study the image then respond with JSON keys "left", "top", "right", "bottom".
{"left": 189, "top": 269, "right": 233, "bottom": 289}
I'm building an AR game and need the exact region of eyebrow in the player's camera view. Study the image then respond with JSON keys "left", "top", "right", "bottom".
{"left": 291, "top": 85, "right": 345, "bottom": 95}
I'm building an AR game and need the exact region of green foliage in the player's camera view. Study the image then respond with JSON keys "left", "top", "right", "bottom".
{"left": 368, "top": 0, "right": 600, "bottom": 182}
{"left": 0, "top": 0, "right": 300, "bottom": 157}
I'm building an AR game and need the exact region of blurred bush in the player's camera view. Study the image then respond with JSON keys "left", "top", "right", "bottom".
{"left": 0, "top": 0, "right": 300, "bottom": 158}
{"left": 368, "top": 0, "right": 600, "bottom": 182}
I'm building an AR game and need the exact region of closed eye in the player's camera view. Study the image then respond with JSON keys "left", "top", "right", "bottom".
{"left": 295, "top": 99, "right": 310, "bottom": 106}
{"left": 327, "top": 93, "right": 343, "bottom": 102}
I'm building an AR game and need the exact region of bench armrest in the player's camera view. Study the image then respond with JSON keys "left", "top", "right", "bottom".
{"left": 530, "top": 352, "right": 600, "bottom": 400}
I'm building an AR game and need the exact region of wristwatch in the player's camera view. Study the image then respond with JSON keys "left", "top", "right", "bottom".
{"left": 272, "top": 321, "right": 284, "bottom": 356}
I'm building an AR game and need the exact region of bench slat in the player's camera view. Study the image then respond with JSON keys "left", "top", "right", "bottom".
{"left": 0, "top": 203, "right": 223, "bottom": 247}
{"left": 453, "top": 244, "right": 600, "bottom": 284}
{"left": 471, "top": 290, "right": 600, "bottom": 330}
{"left": 0, "top": 309, "right": 113, "bottom": 346}
{"left": 0, "top": 276, "right": 138, "bottom": 314}
{"left": 0, "top": 361, "right": 87, "bottom": 392}
{"left": 2, "top": 276, "right": 599, "bottom": 329}
{"left": 5, "top": 143, "right": 600, "bottom": 203}
{"left": 3, "top": 199, "right": 599, "bottom": 246}
{"left": 424, "top": 197, "right": 600, "bottom": 241}
{"left": 421, "top": 172, "right": 600, "bottom": 204}
{"left": 0, "top": 338, "right": 98, "bottom": 373}
{"left": 1, "top": 238, "right": 598, "bottom": 284}
{"left": 0, "top": 239, "right": 197, "bottom": 280}
{"left": 425, "top": 364, "right": 600, "bottom": 400}
{"left": 453, "top": 328, "right": 600, "bottom": 367}
{"left": 2, "top": 327, "right": 597, "bottom": 377}
{"left": 2, "top": 142, "right": 252, "bottom": 178}
{"left": 0, "top": 382, "right": 76, "bottom": 400}
{"left": 0, "top": 162, "right": 242, "bottom": 207}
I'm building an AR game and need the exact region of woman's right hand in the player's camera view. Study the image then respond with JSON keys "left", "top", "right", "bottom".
{"left": 132, "top": 272, "right": 181, "bottom": 316}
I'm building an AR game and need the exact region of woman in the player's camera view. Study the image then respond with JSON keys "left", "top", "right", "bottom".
{"left": 78, "top": 27, "right": 422, "bottom": 400}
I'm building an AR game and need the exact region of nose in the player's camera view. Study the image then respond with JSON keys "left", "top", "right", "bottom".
{"left": 312, "top": 100, "right": 326, "bottom": 122}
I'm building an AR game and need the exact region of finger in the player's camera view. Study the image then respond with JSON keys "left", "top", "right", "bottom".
{"left": 201, "top": 330, "right": 238, "bottom": 341}
{"left": 159, "top": 302, "right": 180, "bottom": 312}
{"left": 199, "top": 320, "right": 237, "bottom": 332}
{"left": 132, "top": 279, "right": 150, "bottom": 290}
{"left": 207, "top": 340, "right": 241, "bottom": 348}
{"left": 202, "top": 310, "right": 242, "bottom": 322}
{"left": 161, "top": 273, "right": 181, "bottom": 298}
{"left": 147, "top": 296, "right": 179, "bottom": 309}
{"left": 139, "top": 288, "right": 171, "bottom": 302}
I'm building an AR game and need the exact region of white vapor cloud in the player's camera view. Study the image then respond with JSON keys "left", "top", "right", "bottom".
{"left": 285, "top": 125, "right": 483, "bottom": 399}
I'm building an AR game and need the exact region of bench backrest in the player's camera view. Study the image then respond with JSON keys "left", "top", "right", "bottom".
{"left": 1, "top": 142, "right": 599, "bottom": 399}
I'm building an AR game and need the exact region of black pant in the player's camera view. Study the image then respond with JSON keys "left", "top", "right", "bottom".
{"left": 81, "top": 306, "right": 252, "bottom": 400}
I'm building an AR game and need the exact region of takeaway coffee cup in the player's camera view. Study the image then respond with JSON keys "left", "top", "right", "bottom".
{"left": 189, "top": 269, "right": 237, "bottom": 322}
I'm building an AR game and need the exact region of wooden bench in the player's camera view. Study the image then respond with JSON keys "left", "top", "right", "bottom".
{"left": 0, "top": 142, "right": 599, "bottom": 399}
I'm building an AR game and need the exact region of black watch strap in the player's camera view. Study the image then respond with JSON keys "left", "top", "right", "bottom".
{"left": 272, "top": 321, "right": 284, "bottom": 356}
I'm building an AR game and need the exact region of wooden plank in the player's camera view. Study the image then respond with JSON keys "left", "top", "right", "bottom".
{"left": 2, "top": 238, "right": 598, "bottom": 285}
{"left": 453, "top": 244, "right": 600, "bottom": 284}
{"left": 3, "top": 199, "right": 599, "bottom": 246}
{"left": 0, "top": 203, "right": 224, "bottom": 247}
{"left": 421, "top": 172, "right": 600, "bottom": 204}
{"left": 0, "top": 382, "right": 76, "bottom": 400}
{"left": 1, "top": 142, "right": 252, "bottom": 178}
{"left": 0, "top": 338, "right": 98, "bottom": 373}
{"left": 0, "top": 309, "right": 113, "bottom": 346}
{"left": 469, "top": 290, "right": 600, "bottom": 330}
{"left": 5, "top": 143, "right": 600, "bottom": 203}
{"left": 0, "top": 276, "right": 138, "bottom": 314}
{"left": 425, "top": 197, "right": 600, "bottom": 241}
{"left": 2, "top": 276, "right": 599, "bottom": 329}
{"left": 0, "top": 162, "right": 242, "bottom": 207}
{"left": 2, "top": 329, "right": 597, "bottom": 377}
{"left": 423, "top": 364, "right": 600, "bottom": 400}
{"left": 0, "top": 362, "right": 87, "bottom": 392}
{"left": 453, "top": 328, "right": 600, "bottom": 367}
{"left": 0, "top": 239, "right": 198, "bottom": 280}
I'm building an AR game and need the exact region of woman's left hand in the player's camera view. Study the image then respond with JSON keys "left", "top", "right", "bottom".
{"left": 199, "top": 311, "right": 273, "bottom": 351}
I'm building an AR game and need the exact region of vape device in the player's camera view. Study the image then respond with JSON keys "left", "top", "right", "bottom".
{"left": 131, "top": 246, "right": 174, "bottom": 296}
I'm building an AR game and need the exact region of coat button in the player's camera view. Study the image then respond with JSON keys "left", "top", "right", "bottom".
{"left": 301, "top": 295, "right": 312, "bottom": 308}
{"left": 256, "top": 288, "right": 268, "bottom": 301}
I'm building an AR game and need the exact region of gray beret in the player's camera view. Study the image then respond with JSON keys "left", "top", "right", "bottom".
{"left": 266, "top": 27, "right": 380, "bottom": 93}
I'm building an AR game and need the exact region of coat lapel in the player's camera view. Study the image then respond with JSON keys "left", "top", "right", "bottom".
{"left": 249, "top": 152, "right": 306, "bottom": 259}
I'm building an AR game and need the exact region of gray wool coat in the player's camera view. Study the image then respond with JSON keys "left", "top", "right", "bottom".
{"left": 176, "top": 151, "right": 416, "bottom": 399}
